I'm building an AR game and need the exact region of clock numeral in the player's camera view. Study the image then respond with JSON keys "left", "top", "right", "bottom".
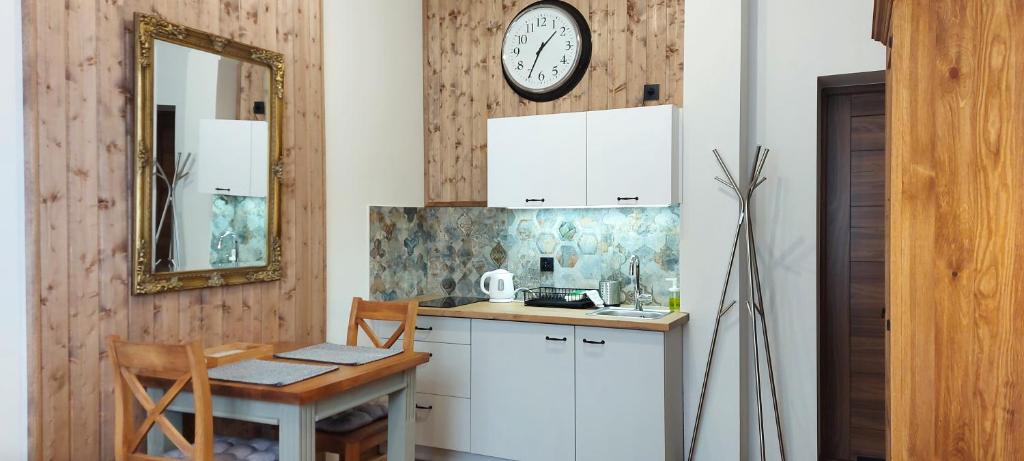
{"left": 560, "top": 26, "right": 567, "bottom": 36}
{"left": 552, "top": 66, "right": 559, "bottom": 77}
{"left": 566, "top": 41, "right": 573, "bottom": 51}
{"left": 538, "top": 72, "right": 545, "bottom": 82}
{"left": 513, "top": 47, "right": 520, "bottom": 56}
{"left": 517, "top": 34, "right": 528, "bottom": 44}
{"left": 516, "top": 60, "right": 524, "bottom": 71}
{"left": 527, "top": 23, "right": 535, "bottom": 33}
{"left": 560, "top": 55, "right": 568, "bottom": 65}
{"left": 537, "top": 16, "right": 547, "bottom": 27}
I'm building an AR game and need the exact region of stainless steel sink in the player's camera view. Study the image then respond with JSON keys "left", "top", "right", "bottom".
{"left": 589, "top": 308, "right": 670, "bottom": 320}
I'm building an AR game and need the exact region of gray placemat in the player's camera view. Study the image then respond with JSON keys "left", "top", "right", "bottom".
{"left": 208, "top": 359, "right": 338, "bottom": 387}
{"left": 274, "top": 342, "right": 403, "bottom": 365}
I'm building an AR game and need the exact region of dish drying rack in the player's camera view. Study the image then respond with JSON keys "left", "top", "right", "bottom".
{"left": 522, "top": 287, "right": 596, "bottom": 309}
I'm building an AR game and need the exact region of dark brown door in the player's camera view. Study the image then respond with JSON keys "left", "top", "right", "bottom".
{"left": 820, "top": 84, "right": 887, "bottom": 461}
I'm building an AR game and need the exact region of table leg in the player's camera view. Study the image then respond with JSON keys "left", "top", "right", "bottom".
{"left": 278, "top": 402, "right": 317, "bottom": 461}
{"left": 387, "top": 368, "right": 417, "bottom": 461}
{"left": 145, "top": 387, "right": 183, "bottom": 455}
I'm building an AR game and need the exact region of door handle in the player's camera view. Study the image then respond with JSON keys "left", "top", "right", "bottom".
{"left": 545, "top": 336, "right": 567, "bottom": 342}
{"left": 415, "top": 404, "right": 433, "bottom": 410}
{"left": 582, "top": 339, "right": 606, "bottom": 345}
{"left": 215, "top": 187, "right": 231, "bottom": 192}
{"left": 415, "top": 326, "right": 433, "bottom": 331}
{"left": 617, "top": 196, "right": 639, "bottom": 201}
{"left": 525, "top": 198, "right": 546, "bottom": 203}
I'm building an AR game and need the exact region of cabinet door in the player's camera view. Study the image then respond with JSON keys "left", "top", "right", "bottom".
{"left": 575, "top": 326, "right": 666, "bottom": 461}
{"left": 487, "top": 112, "right": 587, "bottom": 208}
{"left": 197, "top": 119, "right": 253, "bottom": 196}
{"left": 586, "top": 105, "right": 679, "bottom": 206}
{"left": 471, "top": 320, "right": 575, "bottom": 461}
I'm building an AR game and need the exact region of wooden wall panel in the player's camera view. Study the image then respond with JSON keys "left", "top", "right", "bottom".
{"left": 887, "top": 0, "right": 1024, "bottom": 459}
{"left": 422, "top": 0, "right": 684, "bottom": 206}
{"left": 22, "top": 1, "right": 327, "bottom": 459}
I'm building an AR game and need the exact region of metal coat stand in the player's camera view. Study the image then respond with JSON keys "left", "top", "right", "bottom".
{"left": 688, "top": 147, "right": 786, "bottom": 461}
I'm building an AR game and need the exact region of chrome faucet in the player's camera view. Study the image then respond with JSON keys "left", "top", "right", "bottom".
{"left": 215, "top": 229, "right": 240, "bottom": 263}
{"left": 628, "top": 255, "right": 652, "bottom": 311}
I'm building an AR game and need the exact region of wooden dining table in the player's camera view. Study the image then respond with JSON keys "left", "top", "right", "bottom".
{"left": 137, "top": 342, "right": 430, "bottom": 461}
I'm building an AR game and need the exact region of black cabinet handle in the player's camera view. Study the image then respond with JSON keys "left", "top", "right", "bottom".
{"left": 415, "top": 326, "right": 433, "bottom": 331}
{"left": 525, "top": 198, "right": 546, "bottom": 203}
{"left": 215, "top": 187, "right": 231, "bottom": 192}
{"left": 617, "top": 196, "right": 639, "bottom": 201}
{"left": 545, "top": 336, "right": 567, "bottom": 342}
{"left": 582, "top": 339, "right": 606, "bottom": 345}
{"left": 415, "top": 404, "right": 433, "bottom": 410}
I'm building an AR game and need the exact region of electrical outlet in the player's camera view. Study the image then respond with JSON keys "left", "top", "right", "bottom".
{"left": 643, "top": 84, "right": 660, "bottom": 101}
{"left": 540, "top": 257, "right": 555, "bottom": 272}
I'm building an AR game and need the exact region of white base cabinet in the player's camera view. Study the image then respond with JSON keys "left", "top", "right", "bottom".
{"left": 470, "top": 320, "right": 576, "bottom": 461}
{"left": 574, "top": 326, "right": 684, "bottom": 461}
{"left": 406, "top": 316, "right": 684, "bottom": 461}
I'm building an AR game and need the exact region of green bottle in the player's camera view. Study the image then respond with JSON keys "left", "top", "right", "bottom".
{"left": 666, "top": 277, "right": 680, "bottom": 312}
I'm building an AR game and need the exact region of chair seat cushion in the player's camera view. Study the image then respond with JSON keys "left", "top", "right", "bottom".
{"left": 316, "top": 401, "right": 389, "bottom": 434}
{"left": 162, "top": 436, "right": 279, "bottom": 460}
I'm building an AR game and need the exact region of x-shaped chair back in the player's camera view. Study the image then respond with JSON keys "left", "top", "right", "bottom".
{"left": 346, "top": 297, "right": 417, "bottom": 352}
{"left": 107, "top": 336, "right": 213, "bottom": 461}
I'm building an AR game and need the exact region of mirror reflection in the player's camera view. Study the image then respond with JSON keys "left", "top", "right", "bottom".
{"left": 151, "top": 39, "right": 271, "bottom": 273}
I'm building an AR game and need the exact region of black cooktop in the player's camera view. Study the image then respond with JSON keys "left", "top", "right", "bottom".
{"left": 418, "top": 296, "right": 486, "bottom": 308}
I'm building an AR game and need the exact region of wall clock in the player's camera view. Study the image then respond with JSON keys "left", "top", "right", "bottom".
{"left": 501, "top": 0, "right": 592, "bottom": 102}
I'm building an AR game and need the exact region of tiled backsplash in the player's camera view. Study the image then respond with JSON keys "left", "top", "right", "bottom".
{"left": 210, "top": 195, "right": 268, "bottom": 266}
{"left": 368, "top": 205, "right": 680, "bottom": 305}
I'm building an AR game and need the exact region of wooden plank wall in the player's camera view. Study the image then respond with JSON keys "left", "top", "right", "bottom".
{"left": 422, "top": 0, "right": 684, "bottom": 206}
{"left": 887, "top": 0, "right": 1024, "bottom": 458}
{"left": 21, "top": 1, "right": 326, "bottom": 460}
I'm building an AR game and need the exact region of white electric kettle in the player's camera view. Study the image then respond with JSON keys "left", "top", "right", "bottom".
{"left": 480, "top": 269, "right": 516, "bottom": 303}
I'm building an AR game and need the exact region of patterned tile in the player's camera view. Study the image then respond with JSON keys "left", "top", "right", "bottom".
{"left": 367, "top": 205, "right": 680, "bottom": 304}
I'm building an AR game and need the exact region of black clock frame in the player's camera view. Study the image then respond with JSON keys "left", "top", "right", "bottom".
{"left": 501, "top": 0, "right": 592, "bottom": 103}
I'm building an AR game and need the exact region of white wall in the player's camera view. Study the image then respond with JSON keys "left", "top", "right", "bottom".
{"left": 0, "top": 0, "right": 27, "bottom": 458}
{"left": 323, "top": 1, "right": 424, "bottom": 343}
{"left": 680, "top": 0, "right": 750, "bottom": 458}
{"left": 749, "top": 1, "right": 885, "bottom": 458}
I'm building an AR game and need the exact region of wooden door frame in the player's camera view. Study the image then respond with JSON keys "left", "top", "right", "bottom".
{"left": 817, "top": 71, "right": 886, "bottom": 461}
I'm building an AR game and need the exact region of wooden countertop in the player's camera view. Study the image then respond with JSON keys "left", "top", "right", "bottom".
{"left": 405, "top": 295, "right": 689, "bottom": 332}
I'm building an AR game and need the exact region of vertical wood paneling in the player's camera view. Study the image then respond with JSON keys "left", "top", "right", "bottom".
{"left": 888, "top": 0, "right": 1024, "bottom": 459}
{"left": 23, "top": 1, "right": 327, "bottom": 459}
{"left": 422, "top": 0, "right": 683, "bottom": 205}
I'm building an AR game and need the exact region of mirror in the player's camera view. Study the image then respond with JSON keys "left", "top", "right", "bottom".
{"left": 133, "top": 14, "right": 283, "bottom": 295}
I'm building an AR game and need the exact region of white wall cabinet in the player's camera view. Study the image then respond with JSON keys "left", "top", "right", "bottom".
{"left": 470, "top": 319, "right": 576, "bottom": 461}
{"left": 486, "top": 112, "right": 587, "bottom": 208}
{"left": 586, "top": 105, "right": 680, "bottom": 206}
{"left": 197, "top": 119, "right": 268, "bottom": 197}
{"left": 575, "top": 326, "right": 683, "bottom": 461}
{"left": 487, "top": 105, "right": 680, "bottom": 208}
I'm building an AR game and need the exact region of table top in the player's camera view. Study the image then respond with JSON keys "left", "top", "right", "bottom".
{"left": 408, "top": 295, "right": 689, "bottom": 332}
{"left": 138, "top": 343, "right": 430, "bottom": 405}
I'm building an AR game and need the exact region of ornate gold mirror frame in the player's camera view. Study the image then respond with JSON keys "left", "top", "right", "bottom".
{"left": 132, "top": 13, "right": 284, "bottom": 295}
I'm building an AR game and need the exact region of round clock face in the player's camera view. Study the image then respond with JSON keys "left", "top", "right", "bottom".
{"left": 501, "top": 0, "right": 591, "bottom": 102}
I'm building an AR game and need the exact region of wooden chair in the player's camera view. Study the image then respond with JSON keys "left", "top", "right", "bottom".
{"left": 317, "top": 297, "right": 418, "bottom": 460}
{"left": 108, "top": 335, "right": 214, "bottom": 461}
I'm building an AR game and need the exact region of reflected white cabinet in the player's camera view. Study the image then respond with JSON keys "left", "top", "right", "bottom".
{"left": 586, "top": 105, "right": 680, "bottom": 206}
{"left": 486, "top": 112, "right": 587, "bottom": 208}
{"left": 470, "top": 320, "right": 576, "bottom": 461}
{"left": 487, "top": 106, "right": 680, "bottom": 208}
{"left": 197, "top": 119, "right": 268, "bottom": 197}
{"left": 575, "top": 326, "right": 683, "bottom": 461}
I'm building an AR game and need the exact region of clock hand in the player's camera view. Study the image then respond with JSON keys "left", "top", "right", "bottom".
{"left": 528, "top": 30, "right": 559, "bottom": 79}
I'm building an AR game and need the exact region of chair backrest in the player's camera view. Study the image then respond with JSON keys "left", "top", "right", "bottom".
{"left": 107, "top": 336, "right": 213, "bottom": 461}
{"left": 346, "top": 297, "right": 417, "bottom": 352}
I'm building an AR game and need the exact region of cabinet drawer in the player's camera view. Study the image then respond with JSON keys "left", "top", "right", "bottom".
{"left": 414, "top": 393, "right": 470, "bottom": 452}
{"left": 414, "top": 342, "right": 470, "bottom": 398}
{"left": 377, "top": 316, "right": 470, "bottom": 344}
